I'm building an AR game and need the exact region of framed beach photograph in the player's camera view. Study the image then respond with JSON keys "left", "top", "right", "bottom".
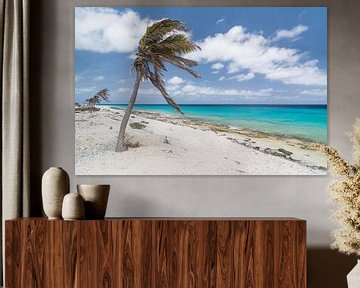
{"left": 75, "top": 6, "right": 327, "bottom": 175}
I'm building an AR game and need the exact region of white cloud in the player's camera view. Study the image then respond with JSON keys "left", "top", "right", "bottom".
{"left": 94, "top": 75, "right": 105, "bottom": 81}
{"left": 219, "top": 76, "right": 226, "bottom": 81}
{"left": 167, "top": 85, "right": 181, "bottom": 92}
{"left": 216, "top": 18, "right": 225, "bottom": 25}
{"left": 75, "top": 8, "right": 150, "bottom": 53}
{"left": 138, "top": 87, "right": 158, "bottom": 95}
{"left": 75, "top": 87, "right": 97, "bottom": 94}
{"left": 168, "top": 76, "right": 185, "bottom": 85}
{"left": 264, "top": 64, "right": 326, "bottom": 85}
{"left": 211, "top": 63, "right": 225, "bottom": 70}
{"left": 300, "top": 88, "right": 327, "bottom": 96}
{"left": 273, "top": 25, "right": 308, "bottom": 41}
{"left": 188, "top": 25, "right": 326, "bottom": 86}
{"left": 117, "top": 87, "right": 130, "bottom": 93}
{"left": 181, "top": 84, "right": 273, "bottom": 97}
{"left": 229, "top": 72, "right": 255, "bottom": 82}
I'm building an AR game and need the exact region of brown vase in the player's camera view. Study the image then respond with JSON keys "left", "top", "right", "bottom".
{"left": 77, "top": 184, "right": 110, "bottom": 219}
{"left": 42, "top": 167, "right": 70, "bottom": 219}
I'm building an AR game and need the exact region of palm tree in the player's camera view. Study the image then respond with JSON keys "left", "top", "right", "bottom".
{"left": 115, "top": 19, "right": 200, "bottom": 152}
{"left": 85, "top": 88, "right": 110, "bottom": 112}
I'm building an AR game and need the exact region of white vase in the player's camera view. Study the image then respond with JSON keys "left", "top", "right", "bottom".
{"left": 42, "top": 167, "right": 69, "bottom": 219}
{"left": 77, "top": 184, "right": 110, "bottom": 219}
{"left": 347, "top": 260, "right": 360, "bottom": 288}
{"left": 62, "top": 192, "right": 85, "bottom": 220}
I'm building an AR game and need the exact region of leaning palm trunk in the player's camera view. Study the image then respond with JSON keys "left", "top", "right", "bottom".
{"left": 115, "top": 73, "right": 141, "bottom": 152}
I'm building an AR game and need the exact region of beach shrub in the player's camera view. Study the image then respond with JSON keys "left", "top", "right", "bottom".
{"left": 317, "top": 118, "right": 360, "bottom": 256}
{"left": 130, "top": 122, "right": 146, "bottom": 129}
{"left": 75, "top": 106, "right": 100, "bottom": 112}
{"left": 124, "top": 136, "right": 140, "bottom": 148}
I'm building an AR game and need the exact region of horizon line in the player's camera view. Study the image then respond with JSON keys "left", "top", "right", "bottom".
{"left": 99, "top": 103, "right": 327, "bottom": 106}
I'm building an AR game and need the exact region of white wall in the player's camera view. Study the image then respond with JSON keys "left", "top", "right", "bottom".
{"left": 29, "top": 1, "right": 360, "bottom": 286}
{"left": 30, "top": 0, "right": 360, "bottom": 249}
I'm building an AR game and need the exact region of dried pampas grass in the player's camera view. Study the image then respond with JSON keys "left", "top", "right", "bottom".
{"left": 318, "top": 118, "right": 360, "bottom": 256}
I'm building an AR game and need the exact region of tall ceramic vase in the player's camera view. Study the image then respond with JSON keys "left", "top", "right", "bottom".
{"left": 347, "top": 260, "right": 360, "bottom": 287}
{"left": 42, "top": 167, "right": 70, "bottom": 219}
{"left": 77, "top": 184, "right": 110, "bottom": 219}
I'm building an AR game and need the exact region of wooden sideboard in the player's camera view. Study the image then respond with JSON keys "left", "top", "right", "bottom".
{"left": 5, "top": 218, "right": 306, "bottom": 287}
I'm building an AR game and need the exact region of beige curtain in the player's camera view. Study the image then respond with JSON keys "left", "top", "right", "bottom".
{"left": 0, "top": 0, "right": 30, "bottom": 284}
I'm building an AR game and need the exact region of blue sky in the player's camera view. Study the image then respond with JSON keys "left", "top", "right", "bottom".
{"left": 75, "top": 7, "right": 327, "bottom": 105}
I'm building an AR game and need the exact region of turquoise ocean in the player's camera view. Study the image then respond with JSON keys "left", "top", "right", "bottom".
{"left": 102, "top": 104, "right": 327, "bottom": 143}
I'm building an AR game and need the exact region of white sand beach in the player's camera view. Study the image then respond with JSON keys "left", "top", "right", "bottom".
{"left": 75, "top": 107, "right": 327, "bottom": 175}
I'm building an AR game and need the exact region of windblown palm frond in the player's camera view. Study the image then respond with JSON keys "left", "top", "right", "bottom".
{"left": 84, "top": 88, "right": 110, "bottom": 112}
{"left": 135, "top": 19, "right": 201, "bottom": 113}
{"left": 93, "top": 88, "right": 110, "bottom": 103}
{"left": 140, "top": 19, "right": 188, "bottom": 47}
{"left": 155, "top": 34, "right": 200, "bottom": 55}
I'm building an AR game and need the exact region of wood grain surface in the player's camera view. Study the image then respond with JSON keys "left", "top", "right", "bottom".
{"left": 5, "top": 218, "right": 306, "bottom": 287}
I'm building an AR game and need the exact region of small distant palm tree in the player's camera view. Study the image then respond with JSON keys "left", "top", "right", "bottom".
{"left": 115, "top": 19, "right": 200, "bottom": 152}
{"left": 85, "top": 88, "right": 110, "bottom": 112}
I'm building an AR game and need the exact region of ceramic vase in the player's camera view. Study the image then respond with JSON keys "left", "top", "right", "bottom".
{"left": 347, "top": 259, "right": 360, "bottom": 288}
{"left": 77, "top": 184, "right": 110, "bottom": 219}
{"left": 42, "top": 167, "right": 70, "bottom": 219}
{"left": 62, "top": 192, "right": 85, "bottom": 220}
